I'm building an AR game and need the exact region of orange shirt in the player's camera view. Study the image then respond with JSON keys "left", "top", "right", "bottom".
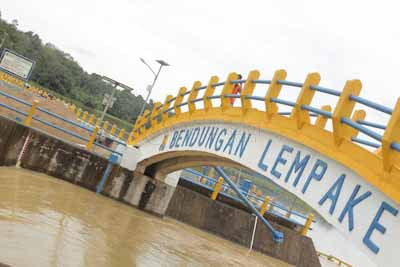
{"left": 230, "top": 84, "right": 242, "bottom": 104}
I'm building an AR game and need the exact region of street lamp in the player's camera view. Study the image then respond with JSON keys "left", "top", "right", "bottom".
{"left": 138, "top": 58, "right": 170, "bottom": 117}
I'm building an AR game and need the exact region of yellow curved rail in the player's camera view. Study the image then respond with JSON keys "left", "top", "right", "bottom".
{"left": 127, "top": 69, "right": 400, "bottom": 204}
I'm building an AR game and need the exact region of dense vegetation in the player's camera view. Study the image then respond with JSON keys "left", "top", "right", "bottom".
{"left": 0, "top": 15, "right": 152, "bottom": 127}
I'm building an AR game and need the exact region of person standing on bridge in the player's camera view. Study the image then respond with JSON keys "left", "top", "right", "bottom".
{"left": 230, "top": 74, "right": 242, "bottom": 106}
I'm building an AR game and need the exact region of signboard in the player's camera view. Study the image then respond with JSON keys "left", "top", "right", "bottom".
{"left": 135, "top": 122, "right": 400, "bottom": 267}
{"left": 102, "top": 93, "right": 116, "bottom": 107}
{"left": 0, "top": 49, "right": 35, "bottom": 81}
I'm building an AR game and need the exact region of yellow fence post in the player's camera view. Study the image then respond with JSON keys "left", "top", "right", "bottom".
{"left": 301, "top": 213, "right": 314, "bottom": 236}
{"left": 332, "top": 80, "right": 362, "bottom": 146}
{"left": 188, "top": 81, "right": 201, "bottom": 114}
{"left": 150, "top": 102, "right": 162, "bottom": 127}
{"left": 81, "top": 111, "right": 88, "bottom": 122}
{"left": 141, "top": 110, "right": 151, "bottom": 133}
{"left": 86, "top": 127, "right": 99, "bottom": 150}
{"left": 87, "top": 114, "right": 94, "bottom": 125}
{"left": 130, "top": 115, "right": 143, "bottom": 143}
{"left": 117, "top": 128, "right": 126, "bottom": 140}
{"left": 220, "top": 72, "right": 239, "bottom": 111}
{"left": 259, "top": 196, "right": 270, "bottom": 216}
{"left": 203, "top": 76, "right": 219, "bottom": 111}
{"left": 240, "top": 70, "right": 260, "bottom": 113}
{"left": 291, "top": 72, "right": 321, "bottom": 129}
{"left": 161, "top": 95, "right": 174, "bottom": 122}
{"left": 211, "top": 177, "right": 224, "bottom": 200}
{"left": 103, "top": 121, "right": 109, "bottom": 131}
{"left": 76, "top": 108, "right": 82, "bottom": 118}
{"left": 342, "top": 109, "right": 366, "bottom": 139}
{"left": 24, "top": 100, "right": 39, "bottom": 126}
{"left": 314, "top": 105, "right": 332, "bottom": 129}
{"left": 265, "top": 69, "right": 287, "bottom": 119}
{"left": 173, "top": 87, "right": 187, "bottom": 116}
{"left": 381, "top": 98, "right": 400, "bottom": 174}
{"left": 127, "top": 130, "right": 136, "bottom": 145}
{"left": 110, "top": 124, "right": 117, "bottom": 135}
{"left": 95, "top": 117, "right": 100, "bottom": 127}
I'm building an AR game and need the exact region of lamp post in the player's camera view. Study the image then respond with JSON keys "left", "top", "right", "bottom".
{"left": 138, "top": 58, "right": 170, "bottom": 117}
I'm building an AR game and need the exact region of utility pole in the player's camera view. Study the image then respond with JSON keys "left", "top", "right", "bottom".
{"left": 0, "top": 31, "right": 7, "bottom": 50}
{"left": 97, "top": 75, "right": 135, "bottom": 133}
{"left": 98, "top": 83, "right": 117, "bottom": 130}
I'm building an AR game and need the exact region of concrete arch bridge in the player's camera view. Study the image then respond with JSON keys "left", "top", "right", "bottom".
{"left": 118, "top": 70, "right": 400, "bottom": 267}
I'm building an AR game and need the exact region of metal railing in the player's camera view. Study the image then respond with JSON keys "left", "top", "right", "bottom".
{"left": 130, "top": 70, "right": 400, "bottom": 158}
{"left": 0, "top": 89, "right": 122, "bottom": 156}
{"left": 183, "top": 168, "right": 314, "bottom": 226}
{"left": 0, "top": 71, "right": 130, "bottom": 144}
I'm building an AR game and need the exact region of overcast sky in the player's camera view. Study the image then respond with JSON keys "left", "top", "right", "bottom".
{"left": 2, "top": 0, "right": 400, "bottom": 126}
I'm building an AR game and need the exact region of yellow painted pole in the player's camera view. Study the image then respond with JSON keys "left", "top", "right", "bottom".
{"left": 76, "top": 108, "right": 82, "bottom": 118}
{"left": 110, "top": 124, "right": 117, "bottom": 135}
{"left": 95, "top": 118, "right": 100, "bottom": 127}
{"left": 103, "top": 121, "right": 109, "bottom": 131}
{"left": 88, "top": 114, "right": 95, "bottom": 125}
{"left": 24, "top": 100, "right": 39, "bottom": 126}
{"left": 81, "top": 111, "right": 88, "bottom": 121}
{"left": 259, "top": 196, "right": 270, "bottom": 216}
{"left": 301, "top": 213, "right": 314, "bottom": 236}
{"left": 211, "top": 177, "right": 224, "bottom": 200}
{"left": 86, "top": 127, "right": 99, "bottom": 150}
{"left": 117, "top": 128, "right": 126, "bottom": 140}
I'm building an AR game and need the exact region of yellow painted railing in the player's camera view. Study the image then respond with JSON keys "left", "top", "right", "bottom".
{"left": 0, "top": 71, "right": 129, "bottom": 142}
{"left": 127, "top": 69, "right": 400, "bottom": 204}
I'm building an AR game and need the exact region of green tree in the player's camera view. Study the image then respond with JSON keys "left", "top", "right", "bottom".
{"left": 0, "top": 16, "right": 152, "bottom": 126}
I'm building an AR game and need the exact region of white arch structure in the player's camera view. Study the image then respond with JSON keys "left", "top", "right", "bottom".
{"left": 121, "top": 70, "right": 400, "bottom": 267}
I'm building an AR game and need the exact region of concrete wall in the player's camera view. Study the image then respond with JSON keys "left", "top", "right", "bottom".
{"left": 0, "top": 115, "right": 179, "bottom": 216}
{"left": 0, "top": 115, "right": 320, "bottom": 267}
{"left": 166, "top": 186, "right": 321, "bottom": 267}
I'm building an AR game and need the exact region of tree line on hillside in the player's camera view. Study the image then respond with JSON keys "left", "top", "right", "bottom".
{"left": 0, "top": 14, "right": 153, "bottom": 123}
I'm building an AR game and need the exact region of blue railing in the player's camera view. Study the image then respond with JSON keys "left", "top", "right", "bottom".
{"left": 134, "top": 75, "right": 400, "bottom": 152}
{"left": 0, "top": 90, "right": 122, "bottom": 156}
{"left": 183, "top": 168, "right": 312, "bottom": 225}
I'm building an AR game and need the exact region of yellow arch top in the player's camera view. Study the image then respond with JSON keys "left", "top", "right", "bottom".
{"left": 128, "top": 69, "right": 400, "bottom": 204}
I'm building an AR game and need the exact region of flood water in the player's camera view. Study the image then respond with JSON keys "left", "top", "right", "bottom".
{"left": 0, "top": 167, "right": 290, "bottom": 267}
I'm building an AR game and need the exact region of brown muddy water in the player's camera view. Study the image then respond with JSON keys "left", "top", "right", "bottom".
{"left": 0, "top": 167, "right": 290, "bottom": 267}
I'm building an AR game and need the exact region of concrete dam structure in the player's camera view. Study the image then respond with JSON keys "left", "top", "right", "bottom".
{"left": 1, "top": 69, "right": 400, "bottom": 266}
{"left": 0, "top": 114, "right": 320, "bottom": 267}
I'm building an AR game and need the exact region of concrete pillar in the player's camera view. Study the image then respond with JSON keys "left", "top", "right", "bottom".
{"left": 123, "top": 172, "right": 179, "bottom": 217}
{"left": 164, "top": 170, "right": 182, "bottom": 187}
{"left": 119, "top": 145, "right": 141, "bottom": 171}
